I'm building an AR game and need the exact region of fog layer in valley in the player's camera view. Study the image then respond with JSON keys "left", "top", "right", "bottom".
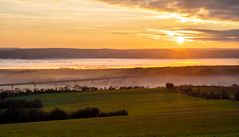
{"left": 0, "top": 66, "right": 239, "bottom": 90}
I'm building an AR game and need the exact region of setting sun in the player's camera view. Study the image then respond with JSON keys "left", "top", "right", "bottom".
{"left": 176, "top": 36, "right": 185, "bottom": 44}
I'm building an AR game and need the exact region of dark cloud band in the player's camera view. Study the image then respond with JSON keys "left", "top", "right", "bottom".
{"left": 146, "top": 29, "right": 239, "bottom": 42}
{"left": 190, "top": 29, "right": 239, "bottom": 42}
{"left": 98, "top": 0, "right": 239, "bottom": 21}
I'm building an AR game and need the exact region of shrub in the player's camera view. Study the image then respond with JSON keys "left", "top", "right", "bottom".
{"left": 47, "top": 108, "right": 68, "bottom": 120}
{"left": 0, "top": 98, "right": 128, "bottom": 124}
{"left": 111, "top": 109, "right": 128, "bottom": 116}
{"left": 71, "top": 107, "right": 100, "bottom": 118}
{"left": 100, "top": 109, "right": 128, "bottom": 117}
{"left": 0, "top": 109, "right": 47, "bottom": 124}
{"left": 234, "top": 90, "right": 239, "bottom": 101}
{"left": 221, "top": 90, "right": 229, "bottom": 99}
{"left": 179, "top": 86, "right": 239, "bottom": 101}
{"left": 0, "top": 107, "right": 128, "bottom": 124}
{"left": 166, "top": 83, "right": 175, "bottom": 89}
{"left": 0, "top": 108, "right": 27, "bottom": 123}
{"left": 26, "top": 109, "right": 47, "bottom": 122}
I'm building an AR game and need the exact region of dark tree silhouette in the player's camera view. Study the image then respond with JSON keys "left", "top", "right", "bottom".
{"left": 166, "top": 83, "right": 175, "bottom": 89}
{"left": 47, "top": 108, "right": 68, "bottom": 120}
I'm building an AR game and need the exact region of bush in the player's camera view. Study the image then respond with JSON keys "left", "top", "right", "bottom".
{"left": 71, "top": 107, "right": 100, "bottom": 118}
{"left": 100, "top": 109, "right": 128, "bottom": 117}
{"left": 47, "top": 108, "right": 68, "bottom": 120}
{"left": 0, "top": 108, "right": 27, "bottom": 123}
{"left": 26, "top": 109, "right": 47, "bottom": 122}
{"left": 234, "top": 90, "right": 239, "bottom": 101}
{"left": 221, "top": 90, "right": 229, "bottom": 99}
{"left": 0, "top": 101, "right": 128, "bottom": 124}
{"left": 166, "top": 83, "right": 175, "bottom": 89}
{"left": 0, "top": 108, "right": 47, "bottom": 124}
{"left": 179, "top": 86, "right": 239, "bottom": 101}
{"left": 111, "top": 109, "right": 128, "bottom": 116}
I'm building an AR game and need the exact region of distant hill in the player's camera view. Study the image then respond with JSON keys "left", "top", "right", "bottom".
{"left": 0, "top": 48, "right": 238, "bottom": 59}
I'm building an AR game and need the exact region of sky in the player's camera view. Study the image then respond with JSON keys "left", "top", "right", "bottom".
{"left": 0, "top": 0, "right": 239, "bottom": 49}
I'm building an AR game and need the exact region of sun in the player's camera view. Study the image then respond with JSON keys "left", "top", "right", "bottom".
{"left": 176, "top": 36, "right": 185, "bottom": 44}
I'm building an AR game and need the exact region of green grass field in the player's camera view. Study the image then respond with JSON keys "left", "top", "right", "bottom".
{"left": 1, "top": 88, "right": 239, "bottom": 137}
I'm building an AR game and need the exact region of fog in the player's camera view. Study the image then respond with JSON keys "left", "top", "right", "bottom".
{"left": 0, "top": 67, "right": 239, "bottom": 90}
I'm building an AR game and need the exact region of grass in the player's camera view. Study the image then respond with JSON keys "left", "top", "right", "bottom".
{"left": 1, "top": 88, "right": 239, "bottom": 137}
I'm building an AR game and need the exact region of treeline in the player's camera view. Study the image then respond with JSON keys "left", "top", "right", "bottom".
{"left": 0, "top": 99, "right": 128, "bottom": 124}
{"left": 164, "top": 83, "right": 239, "bottom": 101}
{"left": 0, "top": 86, "right": 145, "bottom": 98}
{"left": 178, "top": 86, "right": 239, "bottom": 101}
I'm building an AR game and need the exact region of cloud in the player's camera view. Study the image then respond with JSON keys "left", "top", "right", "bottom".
{"left": 144, "top": 28, "right": 239, "bottom": 42}
{"left": 97, "top": 0, "right": 239, "bottom": 21}
{"left": 189, "top": 29, "right": 239, "bottom": 42}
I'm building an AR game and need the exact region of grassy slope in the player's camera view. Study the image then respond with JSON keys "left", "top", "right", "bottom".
{"left": 1, "top": 89, "right": 239, "bottom": 137}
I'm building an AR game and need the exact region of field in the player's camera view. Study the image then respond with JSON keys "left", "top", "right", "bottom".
{"left": 1, "top": 88, "right": 239, "bottom": 137}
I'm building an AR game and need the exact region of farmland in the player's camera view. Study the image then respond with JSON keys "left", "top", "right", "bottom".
{"left": 0, "top": 88, "right": 239, "bottom": 137}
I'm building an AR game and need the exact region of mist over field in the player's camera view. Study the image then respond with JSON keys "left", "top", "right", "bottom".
{"left": 1, "top": 66, "right": 239, "bottom": 90}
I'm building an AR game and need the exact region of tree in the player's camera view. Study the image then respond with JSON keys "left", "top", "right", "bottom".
{"left": 166, "top": 83, "right": 175, "bottom": 89}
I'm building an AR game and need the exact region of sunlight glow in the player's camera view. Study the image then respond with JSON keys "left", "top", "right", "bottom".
{"left": 0, "top": 0, "right": 239, "bottom": 48}
{"left": 176, "top": 36, "right": 185, "bottom": 44}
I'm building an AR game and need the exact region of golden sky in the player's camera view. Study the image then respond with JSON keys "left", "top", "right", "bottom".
{"left": 0, "top": 0, "right": 239, "bottom": 49}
